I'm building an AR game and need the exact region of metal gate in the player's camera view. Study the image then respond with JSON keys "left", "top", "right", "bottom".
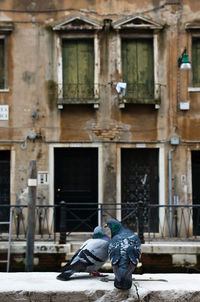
{"left": 121, "top": 148, "right": 159, "bottom": 232}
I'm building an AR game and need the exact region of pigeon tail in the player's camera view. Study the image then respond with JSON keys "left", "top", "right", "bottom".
{"left": 56, "top": 270, "right": 75, "bottom": 281}
{"left": 115, "top": 261, "right": 135, "bottom": 289}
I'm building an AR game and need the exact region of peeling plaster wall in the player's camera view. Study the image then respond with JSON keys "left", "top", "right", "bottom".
{"left": 0, "top": 0, "right": 199, "bottom": 210}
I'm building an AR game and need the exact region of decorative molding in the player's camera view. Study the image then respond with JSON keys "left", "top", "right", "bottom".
{"left": 188, "top": 87, "right": 200, "bottom": 92}
{"left": 112, "top": 15, "right": 164, "bottom": 30}
{"left": 0, "top": 22, "right": 14, "bottom": 32}
{"left": 185, "top": 23, "right": 200, "bottom": 30}
{"left": 52, "top": 14, "right": 102, "bottom": 31}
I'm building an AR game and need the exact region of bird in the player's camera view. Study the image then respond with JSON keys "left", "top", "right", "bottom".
{"left": 56, "top": 226, "right": 110, "bottom": 281}
{"left": 105, "top": 218, "right": 141, "bottom": 290}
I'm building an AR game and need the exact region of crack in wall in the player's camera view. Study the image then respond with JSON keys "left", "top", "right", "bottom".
{"left": 133, "top": 282, "right": 140, "bottom": 302}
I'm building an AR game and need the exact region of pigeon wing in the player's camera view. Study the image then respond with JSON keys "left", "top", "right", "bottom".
{"left": 61, "top": 240, "right": 91, "bottom": 272}
{"left": 109, "top": 246, "right": 121, "bottom": 282}
{"left": 110, "top": 246, "right": 121, "bottom": 265}
{"left": 127, "top": 245, "right": 141, "bottom": 265}
{"left": 64, "top": 238, "right": 109, "bottom": 273}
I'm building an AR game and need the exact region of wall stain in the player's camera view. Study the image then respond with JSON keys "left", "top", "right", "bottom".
{"left": 22, "top": 71, "right": 35, "bottom": 85}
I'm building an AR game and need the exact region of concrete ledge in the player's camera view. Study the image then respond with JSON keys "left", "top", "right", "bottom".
{"left": 1, "top": 242, "right": 200, "bottom": 272}
{"left": 1, "top": 241, "right": 199, "bottom": 254}
{"left": 0, "top": 273, "right": 200, "bottom": 301}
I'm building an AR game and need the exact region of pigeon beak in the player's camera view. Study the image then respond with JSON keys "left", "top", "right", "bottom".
{"left": 104, "top": 223, "right": 108, "bottom": 228}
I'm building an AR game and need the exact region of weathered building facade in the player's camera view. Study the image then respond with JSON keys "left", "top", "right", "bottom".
{"left": 0, "top": 0, "right": 200, "bottom": 242}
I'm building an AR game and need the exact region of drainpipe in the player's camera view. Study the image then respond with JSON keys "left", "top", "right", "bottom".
{"left": 168, "top": 151, "right": 173, "bottom": 237}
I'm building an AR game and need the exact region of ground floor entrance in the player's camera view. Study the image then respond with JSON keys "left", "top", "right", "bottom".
{"left": 54, "top": 147, "right": 98, "bottom": 232}
{"left": 192, "top": 151, "right": 200, "bottom": 235}
{"left": 0, "top": 150, "right": 10, "bottom": 231}
{"left": 121, "top": 148, "right": 159, "bottom": 232}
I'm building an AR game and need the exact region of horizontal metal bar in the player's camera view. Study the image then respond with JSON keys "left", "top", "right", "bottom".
{"left": 0, "top": 203, "right": 200, "bottom": 207}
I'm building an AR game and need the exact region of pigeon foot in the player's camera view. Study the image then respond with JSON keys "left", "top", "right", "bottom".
{"left": 90, "top": 271, "right": 108, "bottom": 277}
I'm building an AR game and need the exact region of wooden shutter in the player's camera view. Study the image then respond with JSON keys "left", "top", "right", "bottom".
{"left": 0, "top": 39, "right": 4, "bottom": 89}
{"left": 122, "top": 39, "right": 137, "bottom": 98}
{"left": 77, "top": 39, "right": 94, "bottom": 98}
{"left": 122, "top": 38, "right": 154, "bottom": 100}
{"left": 62, "top": 40, "right": 78, "bottom": 98}
{"left": 192, "top": 38, "right": 200, "bottom": 87}
{"left": 62, "top": 39, "right": 94, "bottom": 100}
{"left": 137, "top": 39, "right": 154, "bottom": 98}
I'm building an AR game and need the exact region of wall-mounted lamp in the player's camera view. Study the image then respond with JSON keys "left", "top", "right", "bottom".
{"left": 178, "top": 47, "right": 191, "bottom": 70}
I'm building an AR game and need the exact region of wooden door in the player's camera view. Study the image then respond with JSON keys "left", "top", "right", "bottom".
{"left": 54, "top": 148, "right": 98, "bottom": 232}
{"left": 192, "top": 151, "right": 200, "bottom": 235}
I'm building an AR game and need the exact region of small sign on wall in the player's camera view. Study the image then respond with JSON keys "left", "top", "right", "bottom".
{"left": 0, "top": 105, "right": 9, "bottom": 120}
{"left": 38, "top": 171, "right": 49, "bottom": 185}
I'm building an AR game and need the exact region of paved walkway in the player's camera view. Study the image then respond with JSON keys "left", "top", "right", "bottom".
{"left": 0, "top": 273, "right": 200, "bottom": 301}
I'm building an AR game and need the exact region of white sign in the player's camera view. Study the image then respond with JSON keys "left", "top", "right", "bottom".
{"left": 0, "top": 105, "right": 9, "bottom": 120}
{"left": 38, "top": 171, "right": 49, "bottom": 185}
{"left": 28, "top": 178, "right": 37, "bottom": 186}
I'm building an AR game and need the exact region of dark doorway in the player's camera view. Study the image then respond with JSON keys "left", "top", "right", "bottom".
{"left": 121, "top": 148, "right": 159, "bottom": 232}
{"left": 54, "top": 148, "right": 98, "bottom": 232}
{"left": 192, "top": 151, "right": 200, "bottom": 235}
{"left": 0, "top": 151, "right": 10, "bottom": 231}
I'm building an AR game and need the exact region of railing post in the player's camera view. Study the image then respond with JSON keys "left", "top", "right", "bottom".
{"left": 138, "top": 200, "right": 145, "bottom": 244}
{"left": 25, "top": 160, "right": 37, "bottom": 272}
{"left": 59, "top": 201, "right": 67, "bottom": 244}
{"left": 100, "top": 203, "right": 103, "bottom": 227}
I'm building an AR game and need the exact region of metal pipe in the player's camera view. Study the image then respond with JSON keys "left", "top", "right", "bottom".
{"left": 168, "top": 151, "right": 173, "bottom": 237}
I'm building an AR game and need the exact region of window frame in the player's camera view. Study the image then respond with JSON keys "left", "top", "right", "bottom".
{"left": 56, "top": 32, "right": 100, "bottom": 107}
{"left": 188, "top": 32, "right": 200, "bottom": 91}
{"left": 0, "top": 34, "right": 9, "bottom": 92}
{"left": 185, "top": 24, "right": 200, "bottom": 92}
{"left": 116, "top": 32, "right": 160, "bottom": 107}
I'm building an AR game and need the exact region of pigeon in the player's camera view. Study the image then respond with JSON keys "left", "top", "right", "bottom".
{"left": 56, "top": 226, "right": 110, "bottom": 281}
{"left": 105, "top": 218, "right": 141, "bottom": 290}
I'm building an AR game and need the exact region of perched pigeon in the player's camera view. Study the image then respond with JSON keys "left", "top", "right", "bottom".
{"left": 56, "top": 226, "right": 110, "bottom": 281}
{"left": 105, "top": 218, "right": 141, "bottom": 290}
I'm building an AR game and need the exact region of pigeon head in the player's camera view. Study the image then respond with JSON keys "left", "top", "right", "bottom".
{"left": 93, "top": 226, "right": 109, "bottom": 239}
{"left": 105, "top": 218, "right": 122, "bottom": 236}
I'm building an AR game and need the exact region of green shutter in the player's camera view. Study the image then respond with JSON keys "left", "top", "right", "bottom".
{"left": 122, "top": 39, "right": 137, "bottom": 98}
{"left": 0, "top": 39, "right": 4, "bottom": 89}
{"left": 62, "top": 39, "right": 78, "bottom": 98}
{"left": 78, "top": 39, "right": 94, "bottom": 98}
{"left": 122, "top": 38, "right": 154, "bottom": 100}
{"left": 62, "top": 39, "right": 94, "bottom": 99}
{"left": 192, "top": 38, "right": 200, "bottom": 87}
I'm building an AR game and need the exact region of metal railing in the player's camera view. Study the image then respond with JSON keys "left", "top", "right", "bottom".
{"left": 57, "top": 83, "right": 100, "bottom": 101}
{"left": 123, "top": 82, "right": 155, "bottom": 99}
{"left": 0, "top": 203, "right": 200, "bottom": 243}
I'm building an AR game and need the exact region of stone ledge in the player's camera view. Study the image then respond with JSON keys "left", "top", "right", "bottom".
{"left": 0, "top": 273, "right": 200, "bottom": 302}
{"left": 1, "top": 241, "right": 200, "bottom": 254}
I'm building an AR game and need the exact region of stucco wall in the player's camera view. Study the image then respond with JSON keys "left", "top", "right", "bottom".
{"left": 0, "top": 0, "right": 199, "bottom": 213}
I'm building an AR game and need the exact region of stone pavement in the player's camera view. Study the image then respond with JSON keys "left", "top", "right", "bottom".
{"left": 0, "top": 272, "right": 200, "bottom": 301}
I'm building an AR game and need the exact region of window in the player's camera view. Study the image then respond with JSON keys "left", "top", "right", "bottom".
{"left": 62, "top": 38, "right": 94, "bottom": 99}
{"left": 113, "top": 15, "right": 163, "bottom": 107}
{"left": 122, "top": 38, "right": 154, "bottom": 100}
{"left": 192, "top": 37, "right": 200, "bottom": 87}
{"left": 0, "top": 23, "right": 13, "bottom": 90}
{"left": 52, "top": 14, "right": 102, "bottom": 108}
{"left": 0, "top": 39, "right": 4, "bottom": 89}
